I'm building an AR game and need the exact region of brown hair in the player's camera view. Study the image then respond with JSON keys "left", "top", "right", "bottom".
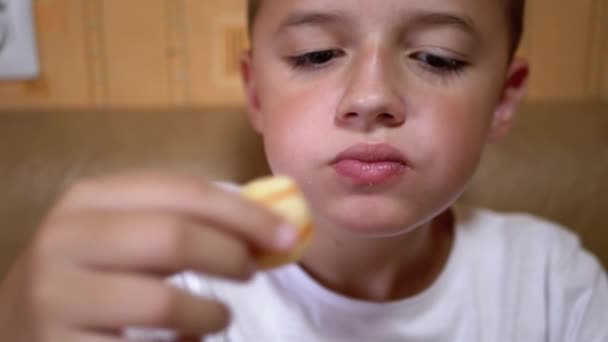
{"left": 246, "top": 0, "right": 525, "bottom": 55}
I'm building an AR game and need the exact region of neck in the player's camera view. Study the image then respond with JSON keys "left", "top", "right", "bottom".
{"left": 299, "top": 209, "right": 454, "bottom": 302}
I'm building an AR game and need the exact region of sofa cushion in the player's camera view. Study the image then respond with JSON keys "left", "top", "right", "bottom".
{"left": 0, "top": 103, "right": 606, "bottom": 278}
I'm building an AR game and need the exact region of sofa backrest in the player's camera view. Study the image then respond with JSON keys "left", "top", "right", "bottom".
{"left": 0, "top": 103, "right": 606, "bottom": 278}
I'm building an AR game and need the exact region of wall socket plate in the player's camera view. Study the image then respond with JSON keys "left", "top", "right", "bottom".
{"left": 0, "top": 0, "right": 39, "bottom": 80}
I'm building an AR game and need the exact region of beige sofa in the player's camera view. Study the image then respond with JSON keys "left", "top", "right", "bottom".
{"left": 0, "top": 102, "right": 606, "bottom": 278}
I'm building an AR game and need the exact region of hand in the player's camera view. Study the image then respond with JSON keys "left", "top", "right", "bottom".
{"left": 0, "top": 172, "right": 297, "bottom": 342}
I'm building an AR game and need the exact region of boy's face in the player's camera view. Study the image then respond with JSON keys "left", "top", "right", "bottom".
{"left": 242, "top": 0, "right": 527, "bottom": 235}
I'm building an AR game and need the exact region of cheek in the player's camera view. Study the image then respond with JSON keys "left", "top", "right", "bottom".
{"left": 258, "top": 79, "right": 336, "bottom": 174}
{"left": 418, "top": 91, "right": 497, "bottom": 199}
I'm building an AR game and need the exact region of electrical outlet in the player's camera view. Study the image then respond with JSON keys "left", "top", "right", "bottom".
{"left": 0, "top": 2, "right": 9, "bottom": 50}
{"left": 0, "top": 0, "right": 39, "bottom": 80}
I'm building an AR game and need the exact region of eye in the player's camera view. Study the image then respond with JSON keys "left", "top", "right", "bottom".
{"left": 410, "top": 52, "right": 468, "bottom": 74}
{"left": 288, "top": 49, "right": 345, "bottom": 69}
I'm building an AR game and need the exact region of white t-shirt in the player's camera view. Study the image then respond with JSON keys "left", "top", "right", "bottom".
{"left": 129, "top": 205, "right": 608, "bottom": 342}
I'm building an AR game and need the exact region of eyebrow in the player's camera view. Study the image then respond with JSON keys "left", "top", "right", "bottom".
{"left": 406, "top": 11, "right": 480, "bottom": 41}
{"left": 275, "top": 9, "right": 480, "bottom": 41}
{"left": 275, "top": 10, "right": 348, "bottom": 34}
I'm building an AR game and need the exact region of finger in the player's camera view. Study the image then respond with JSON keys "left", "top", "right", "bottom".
{"left": 178, "top": 337, "right": 202, "bottom": 342}
{"left": 53, "top": 172, "right": 297, "bottom": 252}
{"left": 67, "top": 331, "right": 124, "bottom": 342}
{"left": 63, "top": 270, "right": 230, "bottom": 336}
{"left": 62, "top": 211, "right": 255, "bottom": 280}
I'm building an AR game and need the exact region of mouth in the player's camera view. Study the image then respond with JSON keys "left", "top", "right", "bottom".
{"left": 330, "top": 143, "right": 410, "bottom": 185}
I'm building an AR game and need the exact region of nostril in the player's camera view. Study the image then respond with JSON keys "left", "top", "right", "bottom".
{"left": 378, "top": 113, "right": 395, "bottom": 122}
{"left": 343, "top": 112, "right": 358, "bottom": 120}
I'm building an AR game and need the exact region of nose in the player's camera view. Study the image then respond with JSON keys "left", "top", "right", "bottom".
{"left": 335, "top": 47, "right": 406, "bottom": 131}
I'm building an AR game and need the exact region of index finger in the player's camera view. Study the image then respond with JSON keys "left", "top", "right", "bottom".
{"left": 54, "top": 172, "right": 299, "bottom": 252}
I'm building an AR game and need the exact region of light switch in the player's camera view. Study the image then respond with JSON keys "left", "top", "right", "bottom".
{"left": 0, "top": 0, "right": 39, "bottom": 80}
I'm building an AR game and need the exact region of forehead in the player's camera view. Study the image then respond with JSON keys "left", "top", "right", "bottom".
{"left": 254, "top": 0, "right": 508, "bottom": 40}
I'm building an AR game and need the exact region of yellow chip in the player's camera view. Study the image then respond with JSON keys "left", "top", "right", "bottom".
{"left": 241, "top": 175, "right": 313, "bottom": 269}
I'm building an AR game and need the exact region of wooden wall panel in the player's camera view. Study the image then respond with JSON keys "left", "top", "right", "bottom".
{"left": 599, "top": 0, "right": 608, "bottom": 98}
{"left": 165, "top": 0, "right": 190, "bottom": 106}
{"left": 82, "top": 0, "right": 107, "bottom": 106}
{"left": 0, "top": 0, "right": 606, "bottom": 109}
{"left": 100, "top": 0, "right": 172, "bottom": 107}
{"left": 521, "top": 0, "right": 596, "bottom": 101}
{"left": 583, "top": 0, "right": 607, "bottom": 100}
{"left": 185, "top": 0, "right": 247, "bottom": 107}
{"left": 0, "top": 0, "right": 90, "bottom": 108}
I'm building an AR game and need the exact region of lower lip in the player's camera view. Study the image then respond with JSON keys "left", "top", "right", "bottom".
{"left": 332, "top": 159, "right": 408, "bottom": 185}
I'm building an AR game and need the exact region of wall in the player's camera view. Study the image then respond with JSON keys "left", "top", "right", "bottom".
{"left": 520, "top": 0, "right": 608, "bottom": 100}
{"left": 0, "top": 0, "right": 606, "bottom": 109}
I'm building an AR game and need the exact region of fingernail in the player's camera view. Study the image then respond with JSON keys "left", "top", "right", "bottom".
{"left": 274, "top": 223, "right": 298, "bottom": 250}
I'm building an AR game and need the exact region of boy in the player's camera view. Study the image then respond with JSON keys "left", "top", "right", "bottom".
{"left": 1, "top": 0, "right": 607, "bottom": 341}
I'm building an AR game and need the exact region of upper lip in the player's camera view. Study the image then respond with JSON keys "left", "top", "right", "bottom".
{"left": 331, "top": 143, "right": 409, "bottom": 165}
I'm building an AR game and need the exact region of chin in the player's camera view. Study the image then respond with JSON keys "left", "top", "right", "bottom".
{"left": 315, "top": 195, "right": 425, "bottom": 237}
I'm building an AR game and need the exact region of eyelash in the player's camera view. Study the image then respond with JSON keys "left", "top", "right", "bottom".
{"left": 409, "top": 52, "right": 468, "bottom": 76}
{"left": 287, "top": 49, "right": 469, "bottom": 76}
{"left": 288, "top": 49, "right": 345, "bottom": 70}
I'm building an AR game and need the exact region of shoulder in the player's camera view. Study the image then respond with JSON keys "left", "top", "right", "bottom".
{"left": 453, "top": 205, "right": 606, "bottom": 290}
{"left": 456, "top": 207, "right": 607, "bottom": 303}
{"left": 455, "top": 205, "right": 584, "bottom": 258}
{"left": 454, "top": 206, "right": 608, "bottom": 339}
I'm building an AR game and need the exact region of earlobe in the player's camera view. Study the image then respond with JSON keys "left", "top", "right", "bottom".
{"left": 240, "top": 50, "right": 264, "bottom": 134}
{"left": 488, "top": 57, "right": 530, "bottom": 142}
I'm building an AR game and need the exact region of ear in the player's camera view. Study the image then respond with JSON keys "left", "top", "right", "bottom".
{"left": 240, "top": 50, "right": 265, "bottom": 134}
{"left": 487, "top": 57, "right": 530, "bottom": 142}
